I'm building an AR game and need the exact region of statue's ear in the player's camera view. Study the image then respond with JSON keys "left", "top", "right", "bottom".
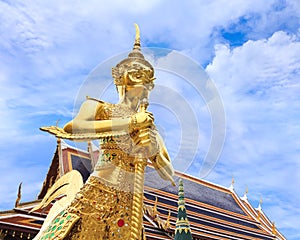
{"left": 112, "top": 67, "right": 118, "bottom": 79}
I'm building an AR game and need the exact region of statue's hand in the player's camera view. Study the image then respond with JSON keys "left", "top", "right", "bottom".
{"left": 130, "top": 112, "right": 154, "bottom": 131}
{"left": 131, "top": 127, "right": 159, "bottom": 158}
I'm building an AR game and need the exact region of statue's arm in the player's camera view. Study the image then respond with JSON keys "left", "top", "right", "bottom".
{"left": 149, "top": 131, "right": 175, "bottom": 185}
{"left": 63, "top": 100, "right": 130, "bottom": 133}
{"left": 63, "top": 100, "right": 154, "bottom": 134}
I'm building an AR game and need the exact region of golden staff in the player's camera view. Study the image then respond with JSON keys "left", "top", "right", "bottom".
{"left": 130, "top": 99, "right": 149, "bottom": 240}
{"left": 130, "top": 98, "right": 175, "bottom": 239}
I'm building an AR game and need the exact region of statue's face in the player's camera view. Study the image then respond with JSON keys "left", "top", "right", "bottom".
{"left": 114, "top": 62, "right": 154, "bottom": 102}
{"left": 124, "top": 65, "right": 154, "bottom": 87}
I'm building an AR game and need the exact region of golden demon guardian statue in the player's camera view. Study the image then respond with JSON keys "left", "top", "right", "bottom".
{"left": 33, "top": 24, "right": 175, "bottom": 240}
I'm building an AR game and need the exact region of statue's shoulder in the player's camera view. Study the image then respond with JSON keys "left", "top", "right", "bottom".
{"left": 84, "top": 96, "right": 113, "bottom": 120}
{"left": 75, "top": 97, "right": 107, "bottom": 119}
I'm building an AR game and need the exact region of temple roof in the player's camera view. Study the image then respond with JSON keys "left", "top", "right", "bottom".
{"left": 145, "top": 168, "right": 245, "bottom": 215}
{"left": 0, "top": 143, "right": 286, "bottom": 240}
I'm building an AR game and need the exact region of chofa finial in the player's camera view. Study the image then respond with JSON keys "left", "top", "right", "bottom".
{"left": 241, "top": 185, "right": 249, "bottom": 201}
{"left": 14, "top": 182, "right": 22, "bottom": 208}
{"left": 256, "top": 195, "right": 263, "bottom": 211}
{"left": 229, "top": 175, "right": 235, "bottom": 191}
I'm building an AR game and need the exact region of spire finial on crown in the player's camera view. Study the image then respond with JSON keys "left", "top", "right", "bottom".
{"left": 128, "top": 23, "right": 143, "bottom": 59}
{"left": 133, "top": 23, "right": 141, "bottom": 50}
{"left": 112, "top": 24, "right": 155, "bottom": 87}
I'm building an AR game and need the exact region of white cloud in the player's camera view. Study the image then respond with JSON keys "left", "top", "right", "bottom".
{"left": 205, "top": 29, "right": 300, "bottom": 236}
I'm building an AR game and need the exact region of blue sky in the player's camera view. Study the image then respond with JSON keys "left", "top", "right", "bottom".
{"left": 0, "top": 0, "right": 299, "bottom": 239}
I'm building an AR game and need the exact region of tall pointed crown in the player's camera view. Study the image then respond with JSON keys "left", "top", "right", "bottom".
{"left": 112, "top": 24, "right": 154, "bottom": 86}
{"left": 174, "top": 179, "right": 193, "bottom": 240}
